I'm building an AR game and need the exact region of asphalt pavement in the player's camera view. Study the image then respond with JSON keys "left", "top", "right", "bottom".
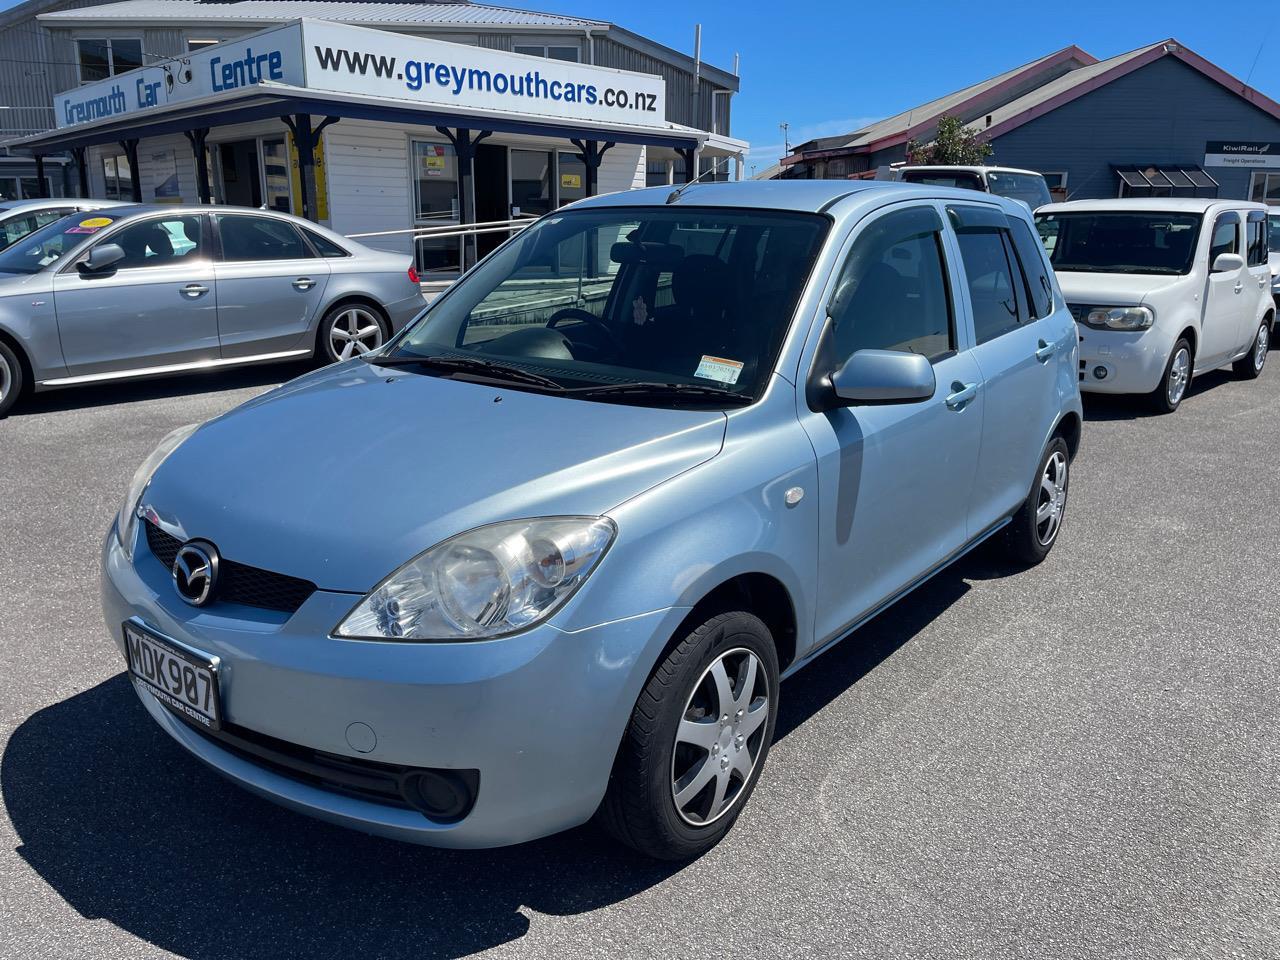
{"left": 1, "top": 356, "right": 1277, "bottom": 959}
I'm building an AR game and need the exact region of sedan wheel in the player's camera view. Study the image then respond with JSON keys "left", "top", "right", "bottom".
{"left": 0, "top": 340, "right": 23, "bottom": 418}
{"left": 1166, "top": 345, "right": 1191, "bottom": 406}
{"left": 326, "top": 306, "right": 385, "bottom": 362}
{"left": 671, "top": 647, "right": 771, "bottom": 827}
{"left": 1035, "top": 450, "right": 1069, "bottom": 547}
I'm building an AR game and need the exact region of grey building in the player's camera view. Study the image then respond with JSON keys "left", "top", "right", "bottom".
{"left": 779, "top": 39, "right": 1280, "bottom": 204}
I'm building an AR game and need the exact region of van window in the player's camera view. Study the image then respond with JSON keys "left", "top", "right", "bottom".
{"left": 827, "top": 205, "right": 955, "bottom": 363}
{"left": 984, "top": 171, "right": 1052, "bottom": 209}
{"left": 1209, "top": 213, "right": 1240, "bottom": 265}
{"left": 1245, "top": 213, "right": 1268, "bottom": 267}
{"left": 1007, "top": 217, "right": 1054, "bottom": 319}
{"left": 1034, "top": 212, "right": 1202, "bottom": 276}
{"left": 899, "top": 170, "right": 984, "bottom": 192}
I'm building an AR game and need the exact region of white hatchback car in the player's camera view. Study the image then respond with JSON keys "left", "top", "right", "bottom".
{"left": 1036, "top": 199, "right": 1274, "bottom": 412}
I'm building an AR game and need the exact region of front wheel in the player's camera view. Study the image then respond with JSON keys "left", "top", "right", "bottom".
{"left": 1148, "top": 338, "right": 1192, "bottom": 414}
{"left": 0, "top": 339, "right": 24, "bottom": 418}
{"left": 1232, "top": 321, "right": 1269, "bottom": 380}
{"left": 319, "top": 303, "right": 388, "bottom": 364}
{"left": 600, "top": 611, "right": 779, "bottom": 860}
{"left": 1003, "top": 436, "right": 1070, "bottom": 566}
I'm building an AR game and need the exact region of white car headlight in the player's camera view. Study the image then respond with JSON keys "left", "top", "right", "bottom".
{"left": 115, "top": 423, "right": 199, "bottom": 559}
{"left": 335, "top": 517, "right": 617, "bottom": 642}
{"left": 1086, "top": 306, "right": 1154, "bottom": 330}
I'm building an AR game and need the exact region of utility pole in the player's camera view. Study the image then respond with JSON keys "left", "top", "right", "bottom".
{"left": 780, "top": 121, "right": 790, "bottom": 156}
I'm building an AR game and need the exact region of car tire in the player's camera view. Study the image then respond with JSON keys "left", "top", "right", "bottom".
{"left": 600, "top": 610, "right": 779, "bottom": 860}
{"left": 1003, "top": 436, "right": 1070, "bottom": 567}
{"left": 0, "top": 340, "right": 24, "bottom": 419}
{"left": 1232, "top": 321, "right": 1269, "bottom": 380}
{"left": 318, "top": 302, "right": 389, "bottom": 365}
{"left": 1148, "top": 338, "right": 1192, "bottom": 414}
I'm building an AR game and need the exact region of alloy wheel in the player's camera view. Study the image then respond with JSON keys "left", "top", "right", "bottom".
{"left": 1035, "top": 450, "right": 1069, "bottom": 546}
{"left": 0, "top": 352, "right": 10, "bottom": 406}
{"left": 328, "top": 308, "right": 385, "bottom": 361}
{"left": 1167, "top": 346, "right": 1191, "bottom": 406}
{"left": 1255, "top": 325, "right": 1269, "bottom": 372}
{"left": 670, "top": 647, "right": 770, "bottom": 827}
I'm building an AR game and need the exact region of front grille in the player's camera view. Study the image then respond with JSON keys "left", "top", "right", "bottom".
{"left": 144, "top": 520, "right": 317, "bottom": 614}
{"left": 176, "top": 713, "right": 479, "bottom": 821}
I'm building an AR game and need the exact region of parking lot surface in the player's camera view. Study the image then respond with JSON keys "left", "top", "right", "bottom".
{"left": 1, "top": 359, "right": 1277, "bottom": 960}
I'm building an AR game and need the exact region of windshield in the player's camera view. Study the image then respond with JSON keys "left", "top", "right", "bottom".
{"left": 1034, "top": 211, "right": 1203, "bottom": 275}
{"left": 985, "top": 171, "right": 1052, "bottom": 209}
{"left": 899, "top": 170, "right": 984, "bottom": 191}
{"left": 0, "top": 212, "right": 121, "bottom": 274}
{"left": 389, "top": 206, "right": 829, "bottom": 403}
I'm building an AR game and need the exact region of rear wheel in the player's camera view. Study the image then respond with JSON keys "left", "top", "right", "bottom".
{"left": 0, "top": 340, "right": 24, "bottom": 418}
{"left": 1003, "top": 436, "right": 1070, "bottom": 566}
{"left": 1148, "top": 338, "right": 1192, "bottom": 413}
{"left": 1232, "top": 321, "right": 1269, "bottom": 379}
{"left": 601, "top": 611, "right": 779, "bottom": 860}
{"left": 319, "top": 303, "right": 388, "bottom": 364}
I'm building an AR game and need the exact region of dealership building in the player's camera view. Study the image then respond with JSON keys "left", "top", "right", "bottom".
{"left": 7, "top": 0, "right": 745, "bottom": 277}
{"left": 777, "top": 39, "right": 1280, "bottom": 205}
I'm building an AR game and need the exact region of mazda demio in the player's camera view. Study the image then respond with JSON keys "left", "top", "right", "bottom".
{"left": 103, "top": 181, "right": 1082, "bottom": 859}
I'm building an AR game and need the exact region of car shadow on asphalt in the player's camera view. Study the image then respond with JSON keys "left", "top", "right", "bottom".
{"left": 1, "top": 552, "right": 1007, "bottom": 960}
{"left": 1080, "top": 368, "right": 1232, "bottom": 421}
{"left": 8, "top": 362, "right": 314, "bottom": 416}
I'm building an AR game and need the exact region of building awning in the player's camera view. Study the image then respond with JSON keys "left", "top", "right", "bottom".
{"left": 1114, "top": 164, "right": 1219, "bottom": 191}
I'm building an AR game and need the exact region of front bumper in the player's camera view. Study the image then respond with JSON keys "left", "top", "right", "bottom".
{"left": 102, "top": 527, "right": 683, "bottom": 848}
{"left": 1075, "top": 323, "right": 1170, "bottom": 395}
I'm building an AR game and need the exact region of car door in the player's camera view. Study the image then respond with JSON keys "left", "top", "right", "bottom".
{"left": 948, "top": 203, "right": 1063, "bottom": 533}
{"left": 1244, "top": 210, "right": 1271, "bottom": 340}
{"left": 212, "top": 213, "right": 331, "bottom": 359}
{"left": 51, "top": 213, "right": 219, "bottom": 377}
{"left": 796, "top": 201, "right": 985, "bottom": 644}
{"left": 1201, "top": 211, "right": 1244, "bottom": 368}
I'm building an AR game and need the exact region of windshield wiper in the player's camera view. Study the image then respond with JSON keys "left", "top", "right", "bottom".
{"left": 365, "top": 352, "right": 565, "bottom": 390}
{"left": 566, "top": 381, "right": 753, "bottom": 405}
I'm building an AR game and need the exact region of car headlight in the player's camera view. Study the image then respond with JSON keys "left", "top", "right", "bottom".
{"left": 335, "top": 517, "right": 617, "bottom": 641}
{"left": 115, "top": 423, "right": 199, "bottom": 560}
{"left": 1086, "top": 306, "right": 1154, "bottom": 330}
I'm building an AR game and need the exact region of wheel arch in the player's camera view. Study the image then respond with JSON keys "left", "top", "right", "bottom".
{"left": 1051, "top": 410, "right": 1082, "bottom": 461}
{"left": 665, "top": 573, "right": 799, "bottom": 675}
{"left": 313, "top": 295, "right": 391, "bottom": 357}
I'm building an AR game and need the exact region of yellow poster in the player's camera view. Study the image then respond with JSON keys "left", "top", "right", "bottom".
{"left": 288, "top": 133, "right": 329, "bottom": 221}
{"left": 561, "top": 173, "right": 582, "bottom": 189}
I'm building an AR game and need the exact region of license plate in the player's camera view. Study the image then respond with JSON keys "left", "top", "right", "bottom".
{"left": 124, "top": 622, "right": 222, "bottom": 731}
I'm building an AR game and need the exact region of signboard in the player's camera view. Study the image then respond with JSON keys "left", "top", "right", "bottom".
{"left": 1204, "top": 141, "right": 1280, "bottom": 169}
{"left": 52, "top": 19, "right": 668, "bottom": 132}
{"left": 55, "top": 24, "right": 305, "bottom": 128}
{"left": 301, "top": 20, "right": 666, "bottom": 128}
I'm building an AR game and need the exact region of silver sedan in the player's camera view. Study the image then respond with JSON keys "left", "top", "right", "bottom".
{"left": 0, "top": 204, "right": 426, "bottom": 416}
{"left": 0, "top": 198, "right": 128, "bottom": 252}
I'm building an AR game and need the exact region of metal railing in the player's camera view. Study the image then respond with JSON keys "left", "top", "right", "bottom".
{"left": 346, "top": 215, "right": 538, "bottom": 244}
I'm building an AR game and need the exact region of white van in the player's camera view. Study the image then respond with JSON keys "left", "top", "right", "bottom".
{"left": 884, "top": 166, "right": 1052, "bottom": 209}
{"left": 1268, "top": 208, "right": 1279, "bottom": 307}
{"left": 1036, "top": 199, "right": 1274, "bottom": 412}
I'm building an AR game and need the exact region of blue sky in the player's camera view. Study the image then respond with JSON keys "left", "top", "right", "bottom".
{"left": 4, "top": 0, "right": 1276, "bottom": 176}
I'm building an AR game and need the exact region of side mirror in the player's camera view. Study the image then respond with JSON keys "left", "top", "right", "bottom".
{"left": 79, "top": 242, "right": 124, "bottom": 273}
{"left": 1211, "top": 252, "right": 1244, "bottom": 274}
{"left": 830, "top": 349, "right": 936, "bottom": 405}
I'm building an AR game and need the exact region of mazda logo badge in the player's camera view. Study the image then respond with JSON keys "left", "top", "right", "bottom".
{"left": 172, "top": 540, "right": 219, "bottom": 607}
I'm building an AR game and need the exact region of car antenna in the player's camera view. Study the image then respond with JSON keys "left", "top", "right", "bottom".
{"left": 666, "top": 162, "right": 720, "bottom": 204}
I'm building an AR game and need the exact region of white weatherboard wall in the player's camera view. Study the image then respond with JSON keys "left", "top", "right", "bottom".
{"left": 324, "top": 120, "right": 413, "bottom": 256}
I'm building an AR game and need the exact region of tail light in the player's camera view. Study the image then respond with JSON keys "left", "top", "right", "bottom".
{"left": 407, "top": 265, "right": 421, "bottom": 285}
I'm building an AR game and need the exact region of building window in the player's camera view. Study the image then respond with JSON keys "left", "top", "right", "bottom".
{"left": 102, "top": 154, "right": 132, "bottom": 200}
{"left": 512, "top": 44, "right": 580, "bottom": 62}
{"left": 1249, "top": 172, "right": 1280, "bottom": 204}
{"left": 77, "top": 38, "right": 143, "bottom": 83}
{"left": 411, "top": 140, "right": 461, "bottom": 277}
{"left": 186, "top": 39, "right": 221, "bottom": 52}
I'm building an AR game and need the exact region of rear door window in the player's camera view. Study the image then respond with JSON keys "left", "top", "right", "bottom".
{"left": 949, "top": 206, "right": 1028, "bottom": 344}
{"left": 1209, "top": 213, "right": 1240, "bottom": 265}
{"left": 218, "top": 215, "right": 313, "bottom": 261}
{"left": 1007, "top": 217, "right": 1054, "bottom": 319}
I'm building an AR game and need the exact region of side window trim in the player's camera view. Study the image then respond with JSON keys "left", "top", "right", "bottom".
{"left": 945, "top": 202, "right": 1028, "bottom": 346}
{"left": 1209, "top": 211, "right": 1241, "bottom": 264}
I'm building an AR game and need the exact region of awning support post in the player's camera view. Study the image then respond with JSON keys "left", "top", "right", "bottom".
{"left": 119, "top": 138, "right": 141, "bottom": 202}
{"left": 435, "top": 126, "right": 491, "bottom": 272}
{"left": 677, "top": 147, "right": 697, "bottom": 184}
{"left": 182, "top": 127, "right": 211, "bottom": 203}
{"left": 34, "top": 155, "right": 47, "bottom": 198}
{"left": 283, "top": 114, "right": 339, "bottom": 222}
{"left": 71, "top": 146, "right": 88, "bottom": 197}
{"left": 569, "top": 138, "right": 615, "bottom": 197}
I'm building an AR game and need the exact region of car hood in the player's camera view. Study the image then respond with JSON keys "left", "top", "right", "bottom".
{"left": 1054, "top": 271, "right": 1188, "bottom": 306}
{"left": 143, "top": 361, "right": 728, "bottom": 592}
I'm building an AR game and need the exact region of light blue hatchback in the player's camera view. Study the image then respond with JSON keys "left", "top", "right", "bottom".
{"left": 102, "top": 180, "right": 1082, "bottom": 859}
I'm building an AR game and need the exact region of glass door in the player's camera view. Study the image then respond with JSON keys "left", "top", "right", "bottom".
{"left": 412, "top": 140, "right": 461, "bottom": 277}
{"left": 262, "top": 137, "right": 292, "bottom": 212}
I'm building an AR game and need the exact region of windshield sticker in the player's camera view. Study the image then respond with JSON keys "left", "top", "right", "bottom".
{"left": 65, "top": 226, "right": 103, "bottom": 234}
{"left": 78, "top": 216, "right": 113, "bottom": 229}
{"left": 695, "top": 355, "right": 744, "bottom": 385}
{"left": 632, "top": 296, "right": 650, "bottom": 326}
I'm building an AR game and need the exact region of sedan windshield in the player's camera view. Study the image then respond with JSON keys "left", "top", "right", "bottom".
{"left": 388, "top": 206, "right": 829, "bottom": 403}
{"left": 0, "top": 212, "right": 121, "bottom": 274}
{"left": 1035, "top": 211, "right": 1202, "bottom": 275}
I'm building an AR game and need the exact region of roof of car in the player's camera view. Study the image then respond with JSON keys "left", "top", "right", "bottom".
{"left": 0, "top": 198, "right": 126, "bottom": 214}
{"left": 1038, "top": 198, "right": 1268, "bottom": 215}
{"left": 899, "top": 165, "right": 1045, "bottom": 177}
{"left": 569, "top": 179, "right": 1025, "bottom": 214}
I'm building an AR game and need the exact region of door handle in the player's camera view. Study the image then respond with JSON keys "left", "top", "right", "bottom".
{"left": 1234, "top": 281, "right": 1243, "bottom": 294}
{"left": 292, "top": 277, "right": 316, "bottom": 290}
{"left": 945, "top": 381, "right": 979, "bottom": 410}
{"left": 181, "top": 283, "right": 209, "bottom": 297}
{"left": 1035, "top": 339, "right": 1056, "bottom": 363}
